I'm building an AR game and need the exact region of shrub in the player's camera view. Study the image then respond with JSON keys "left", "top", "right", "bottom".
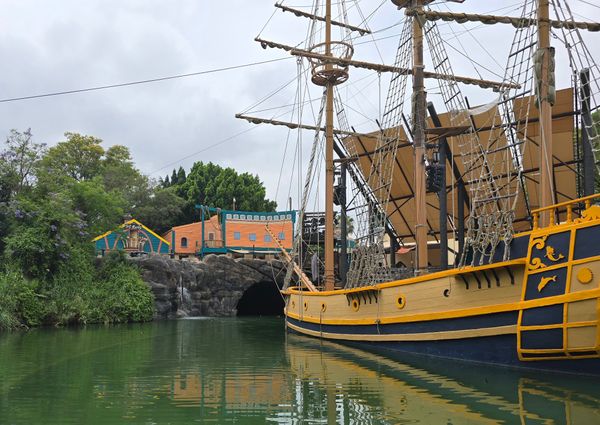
{"left": 0, "top": 267, "right": 45, "bottom": 330}
{"left": 87, "top": 252, "right": 154, "bottom": 324}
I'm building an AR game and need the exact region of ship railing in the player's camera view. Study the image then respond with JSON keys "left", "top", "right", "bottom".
{"left": 204, "top": 240, "right": 225, "bottom": 249}
{"left": 531, "top": 193, "right": 600, "bottom": 230}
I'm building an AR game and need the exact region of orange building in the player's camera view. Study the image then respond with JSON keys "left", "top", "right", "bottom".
{"left": 163, "top": 215, "right": 222, "bottom": 256}
{"left": 164, "top": 208, "right": 295, "bottom": 257}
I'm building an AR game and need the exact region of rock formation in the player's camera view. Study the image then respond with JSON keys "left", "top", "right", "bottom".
{"left": 130, "top": 255, "right": 287, "bottom": 319}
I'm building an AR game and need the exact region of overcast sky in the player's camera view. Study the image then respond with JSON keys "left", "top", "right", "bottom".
{"left": 1, "top": 0, "right": 598, "bottom": 210}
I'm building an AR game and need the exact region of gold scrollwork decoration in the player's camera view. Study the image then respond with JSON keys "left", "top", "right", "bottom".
{"left": 532, "top": 235, "right": 548, "bottom": 250}
{"left": 544, "top": 245, "right": 565, "bottom": 263}
{"left": 575, "top": 205, "right": 600, "bottom": 223}
{"left": 528, "top": 257, "right": 547, "bottom": 271}
{"left": 537, "top": 275, "right": 557, "bottom": 292}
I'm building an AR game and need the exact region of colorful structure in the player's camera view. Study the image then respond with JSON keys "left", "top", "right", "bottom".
{"left": 163, "top": 215, "right": 222, "bottom": 256}
{"left": 164, "top": 207, "right": 296, "bottom": 257}
{"left": 93, "top": 218, "right": 170, "bottom": 256}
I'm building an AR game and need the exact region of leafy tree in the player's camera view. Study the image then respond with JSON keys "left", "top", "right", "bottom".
{"left": 35, "top": 134, "right": 151, "bottom": 229}
{"left": 171, "top": 169, "right": 178, "bottom": 186}
{"left": 177, "top": 166, "right": 186, "bottom": 185}
{"left": 177, "top": 161, "right": 276, "bottom": 223}
{"left": 70, "top": 178, "right": 126, "bottom": 237}
{"left": 133, "top": 187, "right": 185, "bottom": 234}
{"left": 0, "top": 129, "right": 46, "bottom": 199}
{"left": 38, "top": 133, "right": 104, "bottom": 183}
{"left": 3, "top": 193, "right": 87, "bottom": 281}
{"left": 104, "top": 144, "right": 132, "bottom": 167}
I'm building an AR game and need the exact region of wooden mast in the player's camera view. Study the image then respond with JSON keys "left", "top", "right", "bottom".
{"left": 324, "top": 0, "right": 335, "bottom": 290}
{"left": 412, "top": 0, "right": 428, "bottom": 273}
{"left": 538, "top": 0, "right": 554, "bottom": 226}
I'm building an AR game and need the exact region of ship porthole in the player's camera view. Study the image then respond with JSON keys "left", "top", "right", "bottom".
{"left": 351, "top": 299, "right": 360, "bottom": 312}
{"left": 321, "top": 303, "right": 327, "bottom": 312}
{"left": 443, "top": 289, "right": 450, "bottom": 297}
{"left": 304, "top": 301, "right": 308, "bottom": 311}
{"left": 577, "top": 267, "right": 593, "bottom": 284}
{"left": 396, "top": 295, "right": 406, "bottom": 309}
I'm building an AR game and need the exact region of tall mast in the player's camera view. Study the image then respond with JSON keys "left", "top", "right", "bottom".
{"left": 537, "top": 0, "right": 554, "bottom": 226}
{"left": 324, "top": 0, "right": 335, "bottom": 290}
{"left": 412, "top": 0, "right": 428, "bottom": 272}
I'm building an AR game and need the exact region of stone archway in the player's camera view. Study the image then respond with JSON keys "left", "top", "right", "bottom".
{"left": 134, "top": 255, "right": 287, "bottom": 319}
{"left": 236, "top": 281, "right": 284, "bottom": 316}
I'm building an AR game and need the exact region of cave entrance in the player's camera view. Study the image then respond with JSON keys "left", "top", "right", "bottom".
{"left": 236, "top": 281, "right": 284, "bottom": 316}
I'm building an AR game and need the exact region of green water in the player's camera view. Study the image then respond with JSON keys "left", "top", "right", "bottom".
{"left": 1, "top": 318, "right": 599, "bottom": 424}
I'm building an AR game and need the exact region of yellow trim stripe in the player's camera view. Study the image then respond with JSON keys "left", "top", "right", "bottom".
{"left": 285, "top": 288, "right": 600, "bottom": 326}
{"left": 283, "top": 258, "right": 526, "bottom": 297}
{"left": 286, "top": 321, "right": 516, "bottom": 342}
{"left": 520, "top": 320, "right": 597, "bottom": 332}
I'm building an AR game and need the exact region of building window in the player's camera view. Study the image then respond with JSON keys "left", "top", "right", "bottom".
{"left": 260, "top": 215, "right": 266, "bottom": 221}
{"left": 254, "top": 215, "right": 259, "bottom": 220}
{"left": 264, "top": 234, "right": 272, "bottom": 242}
{"left": 286, "top": 214, "right": 292, "bottom": 220}
{"left": 267, "top": 216, "right": 272, "bottom": 221}
{"left": 181, "top": 237, "right": 188, "bottom": 248}
{"left": 249, "top": 233, "right": 256, "bottom": 242}
{"left": 208, "top": 233, "right": 214, "bottom": 241}
{"left": 233, "top": 214, "right": 239, "bottom": 220}
{"left": 226, "top": 214, "right": 232, "bottom": 220}
{"left": 240, "top": 214, "right": 246, "bottom": 220}
{"left": 234, "top": 231, "right": 241, "bottom": 240}
{"left": 279, "top": 232, "right": 285, "bottom": 240}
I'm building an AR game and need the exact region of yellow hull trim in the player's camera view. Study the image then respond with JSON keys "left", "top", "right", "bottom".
{"left": 286, "top": 321, "right": 516, "bottom": 342}
{"left": 286, "top": 288, "right": 600, "bottom": 326}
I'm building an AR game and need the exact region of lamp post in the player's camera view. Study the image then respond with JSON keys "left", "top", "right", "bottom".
{"left": 233, "top": 197, "right": 236, "bottom": 211}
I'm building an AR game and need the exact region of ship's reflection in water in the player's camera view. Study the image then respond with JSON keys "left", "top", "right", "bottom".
{"left": 166, "top": 327, "right": 600, "bottom": 424}
{"left": 282, "top": 335, "right": 600, "bottom": 424}
{"left": 1, "top": 319, "right": 598, "bottom": 424}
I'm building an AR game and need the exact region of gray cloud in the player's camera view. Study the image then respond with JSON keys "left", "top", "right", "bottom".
{"left": 1, "top": 0, "right": 598, "bottom": 210}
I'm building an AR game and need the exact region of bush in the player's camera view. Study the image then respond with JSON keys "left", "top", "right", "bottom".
{"left": 43, "top": 249, "right": 154, "bottom": 326}
{"left": 44, "top": 247, "right": 95, "bottom": 325}
{"left": 0, "top": 267, "right": 45, "bottom": 330}
{"left": 87, "top": 262, "right": 154, "bottom": 324}
{"left": 0, "top": 248, "right": 155, "bottom": 331}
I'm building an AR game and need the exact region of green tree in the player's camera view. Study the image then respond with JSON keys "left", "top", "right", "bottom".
{"left": 38, "top": 133, "right": 104, "bottom": 183}
{"left": 3, "top": 193, "right": 87, "bottom": 281}
{"left": 70, "top": 178, "right": 126, "bottom": 237}
{"left": 178, "top": 161, "right": 276, "bottom": 223}
{"left": 177, "top": 166, "right": 186, "bottom": 185}
{"left": 133, "top": 187, "right": 185, "bottom": 234}
{"left": 0, "top": 129, "right": 46, "bottom": 199}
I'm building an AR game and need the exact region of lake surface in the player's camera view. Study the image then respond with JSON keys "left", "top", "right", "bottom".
{"left": 1, "top": 318, "right": 599, "bottom": 424}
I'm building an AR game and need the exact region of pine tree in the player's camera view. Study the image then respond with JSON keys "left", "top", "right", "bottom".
{"left": 171, "top": 169, "right": 178, "bottom": 185}
{"left": 177, "top": 166, "right": 186, "bottom": 185}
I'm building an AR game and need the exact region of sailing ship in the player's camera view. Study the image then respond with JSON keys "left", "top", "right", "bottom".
{"left": 237, "top": 0, "right": 600, "bottom": 374}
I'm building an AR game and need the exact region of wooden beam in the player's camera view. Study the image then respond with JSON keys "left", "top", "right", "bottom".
{"left": 405, "top": 9, "right": 600, "bottom": 32}
{"left": 275, "top": 3, "right": 371, "bottom": 35}
{"left": 255, "top": 38, "right": 519, "bottom": 90}
{"left": 236, "top": 113, "right": 390, "bottom": 139}
{"left": 265, "top": 224, "right": 317, "bottom": 292}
